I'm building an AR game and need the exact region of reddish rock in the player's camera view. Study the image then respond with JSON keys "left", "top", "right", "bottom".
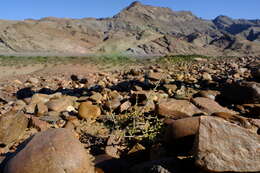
{"left": 157, "top": 99, "right": 201, "bottom": 119}
{"left": 165, "top": 117, "right": 200, "bottom": 140}
{"left": 0, "top": 111, "right": 28, "bottom": 146}
{"left": 196, "top": 90, "right": 220, "bottom": 100}
{"left": 195, "top": 116, "right": 260, "bottom": 172}
{"left": 46, "top": 97, "right": 73, "bottom": 112}
{"left": 191, "top": 97, "right": 236, "bottom": 114}
{"left": 30, "top": 116, "right": 50, "bottom": 131}
{"left": 164, "top": 117, "right": 200, "bottom": 153}
{"left": 4, "top": 128, "right": 95, "bottom": 173}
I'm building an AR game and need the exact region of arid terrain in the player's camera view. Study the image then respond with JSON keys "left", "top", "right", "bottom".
{"left": 0, "top": 1, "right": 260, "bottom": 173}
{"left": 0, "top": 54, "right": 259, "bottom": 173}
{"left": 0, "top": 1, "right": 260, "bottom": 56}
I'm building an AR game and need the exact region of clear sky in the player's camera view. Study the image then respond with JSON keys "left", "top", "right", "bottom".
{"left": 1, "top": 0, "right": 259, "bottom": 20}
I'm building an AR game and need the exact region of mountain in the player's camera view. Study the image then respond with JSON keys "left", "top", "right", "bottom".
{"left": 0, "top": 1, "right": 259, "bottom": 56}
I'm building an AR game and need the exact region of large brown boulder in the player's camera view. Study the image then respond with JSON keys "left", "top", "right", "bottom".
{"left": 0, "top": 111, "right": 28, "bottom": 146}
{"left": 222, "top": 81, "right": 260, "bottom": 104}
{"left": 165, "top": 117, "right": 200, "bottom": 154}
{"left": 195, "top": 116, "right": 260, "bottom": 172}
{"left": 165, "top": 117, "right": 200, "bottom": 140}
{"left": 157, "top": 99, "right": 201, "bottom": 119}
{"left": 4, "top": 128, "right": 95, "bottom": 173}
{"left": 191, "top": 97, "right": 236, "bottom": 114}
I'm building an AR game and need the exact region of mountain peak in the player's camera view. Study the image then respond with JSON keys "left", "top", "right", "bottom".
{"left": 124, "top": 1, "right": 144, "bottom": 11}
{"left": 128, "top": 1, "right": 142, "bottom": 8}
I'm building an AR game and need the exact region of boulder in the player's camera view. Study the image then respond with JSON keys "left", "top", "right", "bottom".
{"left": 157, "top": 99, "right": 201, "bottom": 119}
{"left": 165, "top": 117, "right": 200, "bottom": 140}
{"left": 222, "top": 81, "right": 260, "bottom": 104}
{"left": 191, "top": 97, "right": 236, "bottom": 114}
{"left": 164, "top": 117, "right": 200, "bottom": 153}
{"left": 0, "top": 111, "right": 28, "bottom": 146}
{"left": 4, "top": 128, "right": 95, "bottom": 173}
{"left": 195, "top": 116, "right": 260, "bottom": 172}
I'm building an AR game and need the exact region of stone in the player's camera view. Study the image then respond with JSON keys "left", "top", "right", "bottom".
{"left": 27, "top": 77, "right": 39, "bottom": 84}
{"left": 105, "top": 98, "right": 121, "bottom": 111}
{"left": 222, "top": 81, "right": 260, "bottom": 104}
{"left": 35, "top": 102, "right": 48, "bottom": 116}
{"left": 105, "top": 130, "right": 125, "bottom": 158}
{"left": 95, "top": 168, "right": 104, "bottom": 173}
{"left": 163, "top": 84, "right": 177, "bottom": 95}
{"left": 12, "top": 100, "right": 26, "bottom": 111}
{"left": 195, "top": 116, "right": 260, "bottom": 172}
{"left": 196, "top": 90, "right": 220, "bottom": 100}
{"left": 248, "top": 62, "right": 260, "bottom": 81}
{"left": 0, "top": 111, "right": 28, "bottom": 146}
{"left": 191, "top": 97, "right": 236, "bottom": 114}
{"left": 39, "top": 116, "right": 61, "bottom": 124}
{"left": 130, "top": 158, "right": 181, "bottom": 173}
{"left": 157, "top": 99, "right": 201, "bottom": 119}
{"left": 165, "top": 117, "right": 200, "bottom": 141}
{"left": 30, "top": 93, "right": 50, "bottom": 104}
{"left": 148, "top": 72, "right": 166, "bottom": 81}
{"left": 128, "top": 143, "right": 145, "bottom": 155}
{"left": 202, "top": 72, "right": 212, "bottom": 81}
{"left": 29, "top": 116, "right": 50, "bottom": 131}
{"left": 4, "top": 128, "right": 95, "bottom": 173}
{"left": 211, "top": 112, "right": 260, "bottom": 133}
{"left": 78, "top": 102, "right": 101, "bottom": 119}
{"left": 242, "top": 104, "right": 260, "bottom": 117}
{"left": 95, "top": 154, "right": 129, "bottom": 173}
{"left": 120, "top": 101, "right": 131, "bottom": 112}
{"left": 25, "top": 103, "right": 36, "bottom": 114}
{"left": 90, "top": 92, "right": 103, "bottom": 103}
{"left": 46, "top": 97, "right": 73, "bottom": 112}
{"left": 164, "top": 117, "right": 200, "bottom": 153}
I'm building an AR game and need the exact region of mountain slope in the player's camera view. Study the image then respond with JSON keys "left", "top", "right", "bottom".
{"left": 0, "top": 1, "right": 259, "bottom": 56}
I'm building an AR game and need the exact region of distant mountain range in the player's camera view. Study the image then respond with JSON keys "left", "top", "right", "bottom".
{"left": 0, "top": 1, "right": 260, "bottom": 56}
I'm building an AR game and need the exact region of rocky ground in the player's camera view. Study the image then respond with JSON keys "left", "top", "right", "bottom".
{"left": 0, "top": 55, "right": 259, "bottom": 173}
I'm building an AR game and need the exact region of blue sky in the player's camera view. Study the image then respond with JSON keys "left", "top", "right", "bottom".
{"left": 1, "top": 0, "right": 259, "bottom": 20}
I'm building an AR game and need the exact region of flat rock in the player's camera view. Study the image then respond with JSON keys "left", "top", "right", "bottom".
{"left": 157, "top": 99, "right": 201, "bottom": 119}
{"left": 0, "top": 111, "right": 28, "bottom": 146}
{"left": 4, "top": 128, "right": 95, "bottom": 173}
{"left": 196, "top": 90, "right": 220, "bottom": 100}
{"left": 46, "top": 97, "right": 73, "bottom": 112}
{"left": 195, "top": 116, "right": 260, "bottom": 172}
{"left": 191, "top": 97, "right": 236, "bottom": 114}
{"left": 148, "top": 72, "right": 166, "bottom": 81}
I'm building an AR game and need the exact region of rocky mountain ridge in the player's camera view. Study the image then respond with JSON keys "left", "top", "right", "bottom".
{"left": 0, "top": 1, "right": 260, "bottom": 56}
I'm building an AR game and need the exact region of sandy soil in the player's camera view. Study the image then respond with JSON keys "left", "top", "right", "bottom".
{"left": 0, "top": 63, "right": 101, "bottom": 83}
